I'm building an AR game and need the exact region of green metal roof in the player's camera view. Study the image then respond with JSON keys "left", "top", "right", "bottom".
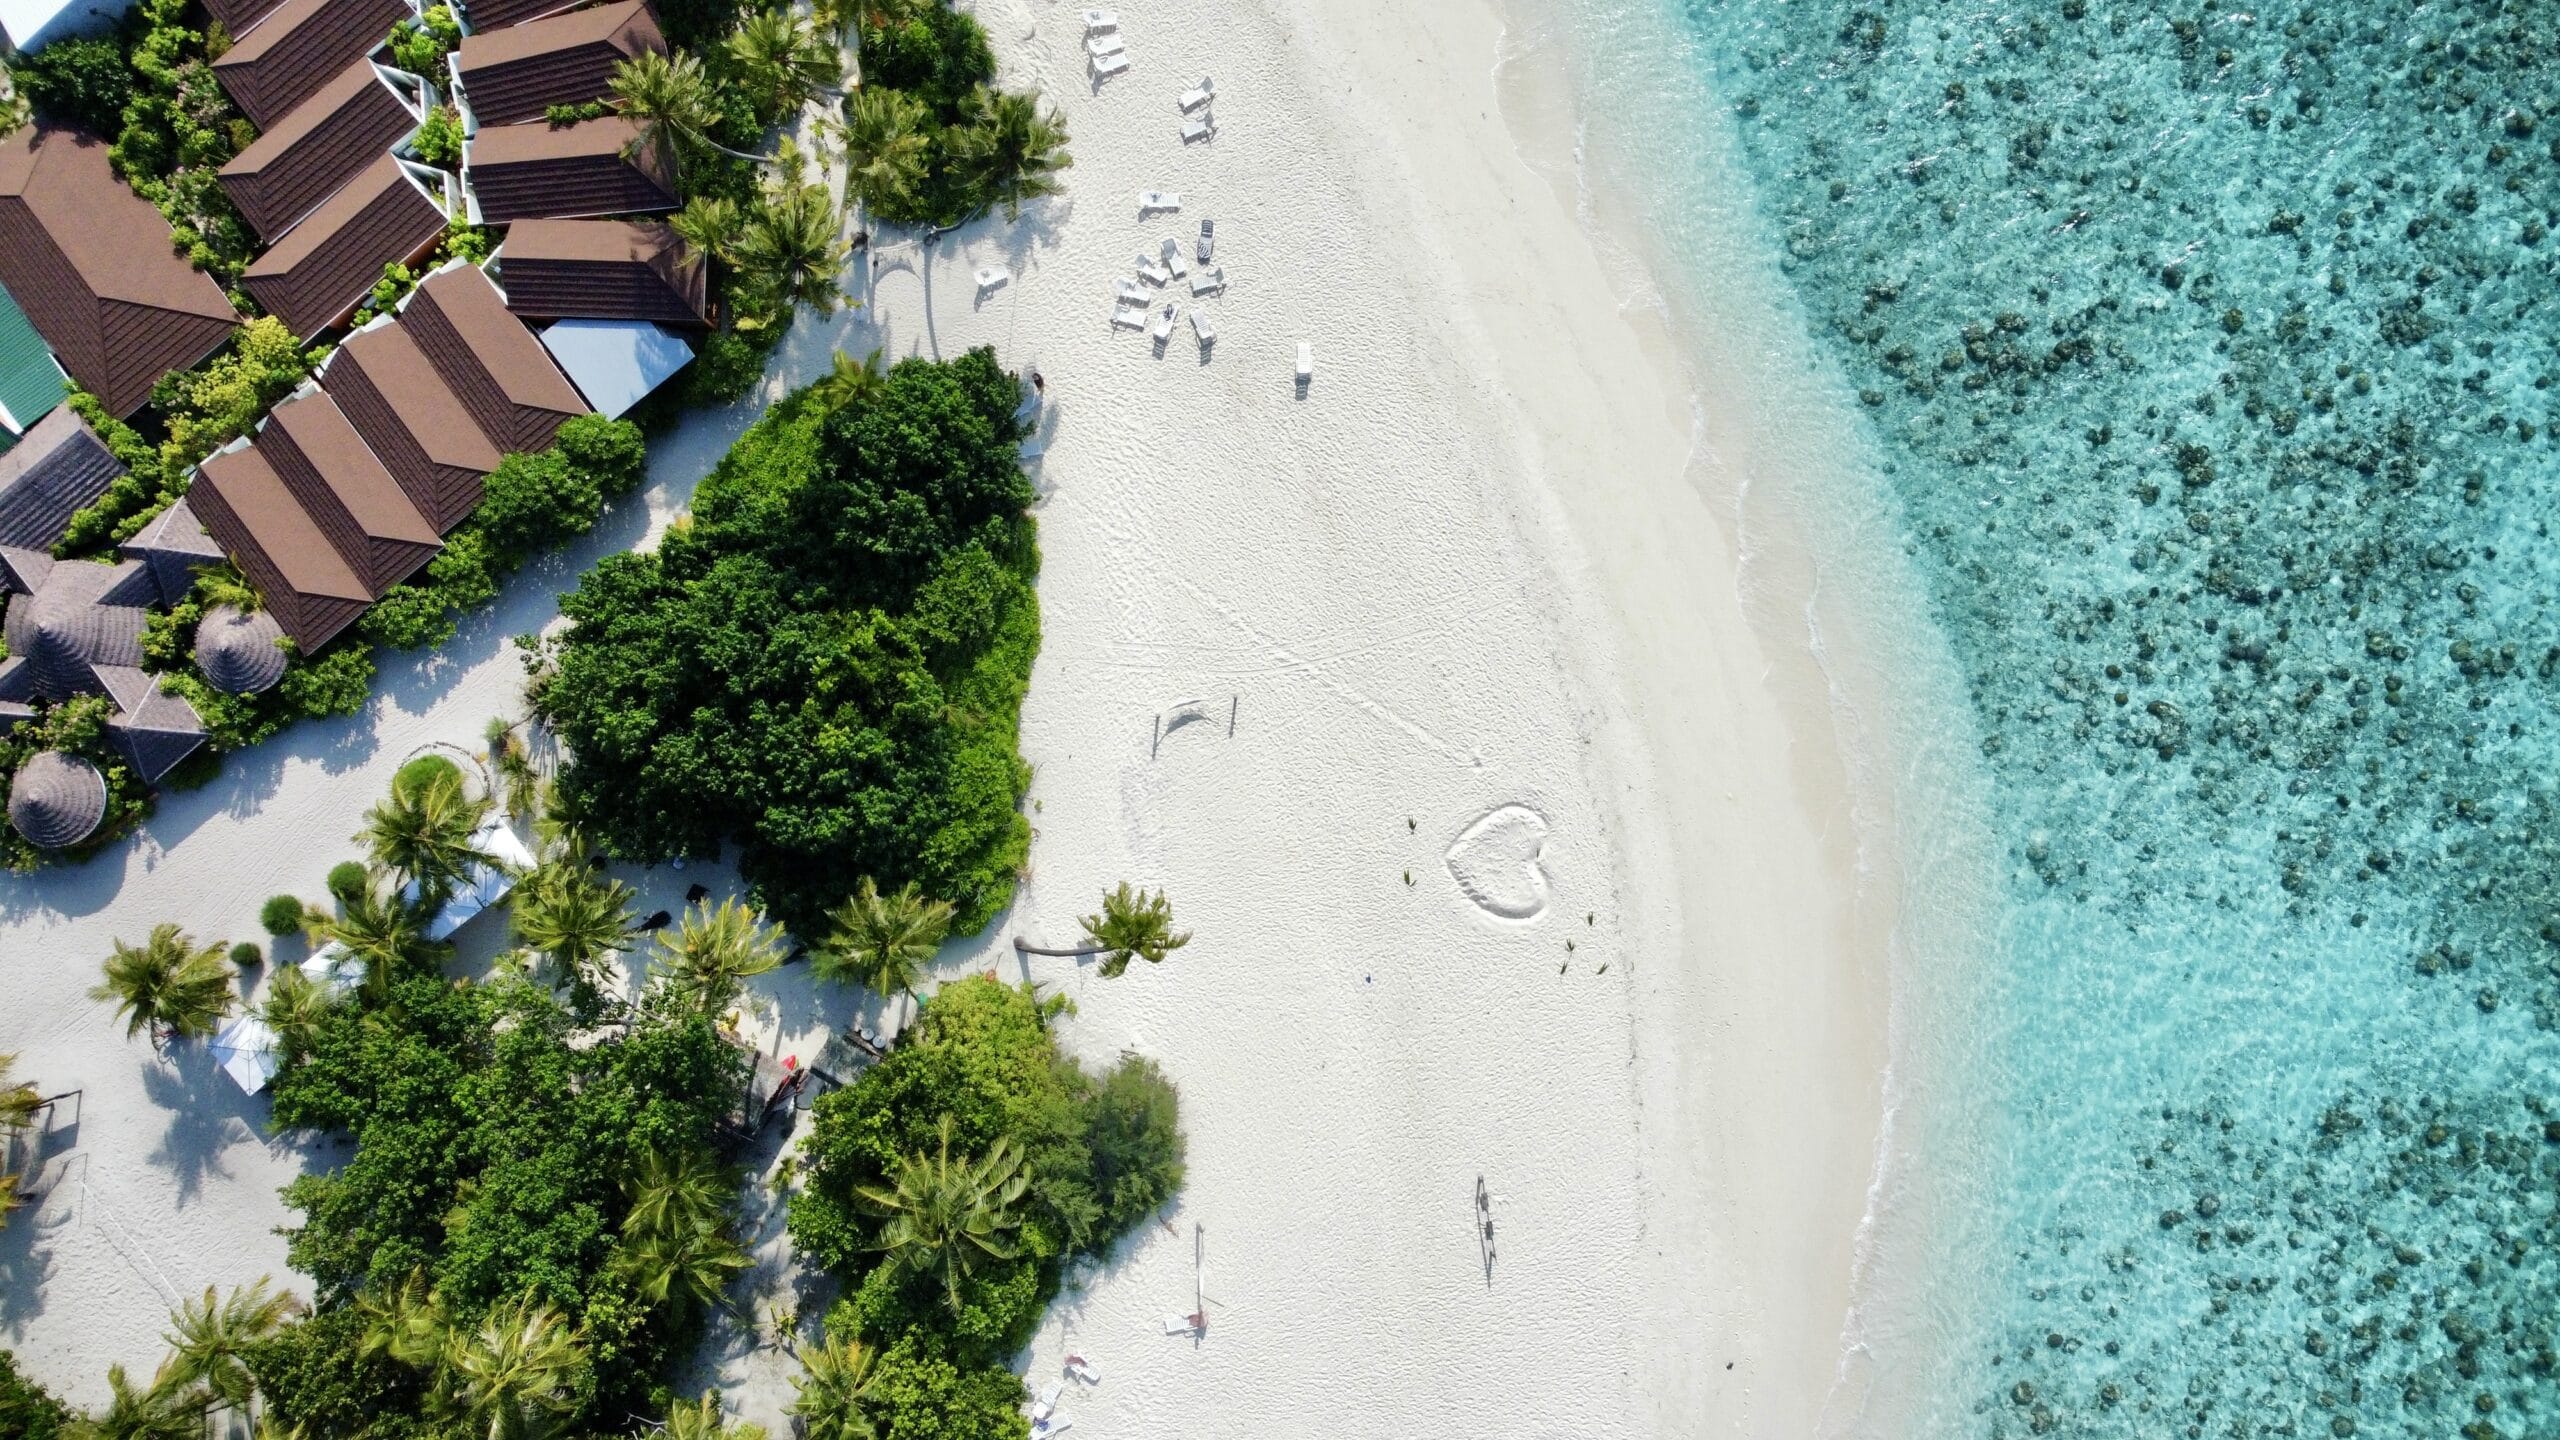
{"left": 0, "top": 281, "right": 69, "bottom": 453}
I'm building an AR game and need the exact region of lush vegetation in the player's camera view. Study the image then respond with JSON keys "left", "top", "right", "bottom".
{"left": 1, "top": 1055, "right": 44, "bottom": 1229}
{"left": 0, "top": 1350, "right": 71, "bottom": 1440}
{"left": 527, "top": 349, "right": 1037, "bottom": 936}
{"left": 789, "top": 977, "right": 1184, "bottom": 1433}
{"left": 386, "top": 5, "right": 461, "bottom": 78}
{"left": 0, "top": 697, "right": 150, "bottom": 871}
{"left": 828, "top": 0, "right": 1069, "bottom": 229}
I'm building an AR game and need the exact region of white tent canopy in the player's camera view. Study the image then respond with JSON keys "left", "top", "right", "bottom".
{"left": 540, "top": 319, "right": 693, "bottom": 419}
{"left": 402, "top": 820, "right": 538, "bottom": 940}
{"left": 301, "top": 943, "right": 365, "bottom": 997}
{"left": 210, "top": 1015, "right": 280, "bottom": 1095}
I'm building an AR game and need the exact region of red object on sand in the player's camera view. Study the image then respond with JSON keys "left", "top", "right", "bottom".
{"left": 784, "top": 1055, "right": 799, "bottom": 1070}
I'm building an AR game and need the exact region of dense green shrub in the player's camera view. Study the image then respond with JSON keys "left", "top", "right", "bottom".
{"left": 8, "top": 36, "right": 134, "bottom": 133}
{"left": 860, "top": 1332, "right": 1030, "bottom": 1440}
{"left": 109, "top": 0, "right": 257, "bottom": 279}
{"left": 794, "top": 979, "right": 1183, "bottom": 1347}
{"left": 385, "top": 5, "right": 459, "bottom": 76}
{"left": 229, "top": 941, "right": 263, "bottom": 970}
{"left": 261, "top": 895, "right": 305, "bottom": 934}
{"left": 840, "top": 2, "right": 1068, "bottom": 229}
{"left": 326, "top": 861, "right": 368, "bottom": 900}
{"left": 531, "top": 351, "right": 1036, "bottom": 935}
{"left": 0, "top": 1349, "right": 71, "bottom": 1440}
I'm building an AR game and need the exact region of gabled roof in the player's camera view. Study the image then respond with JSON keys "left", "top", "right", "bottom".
{"left": 204, "top": 0, "right": 290, "bottom": 43}
{"left": 0, "top": 551, "right": 206, "bottom": 783}
{"left": 191, "top": 442, "right": 372, "bottom": 652}
{"left": 0, "top": 282, "right": 68, "bottom": 439}
{"left": 257, "top": 387, "right": 440, "bottom": 595}
{"left": 212, "top": 0, "right": 412, "bottom": 129}
{"left": 0, "top": 406, "right": 125, "bottom": 551}
{"left": 220, "top": 58, "right": 425, "bottom": 243}
{"left": 0, "top": 128, "right": 241, "bottom": 418}
{"left": 497, "top": 218, "right": 707, "bottom": 327}
{"left": 120, "top": 498, "right": 227, "bottom": 608}
{"left": 241, "top": 155, "right": 449, "bottom": 339}
{"left": 453, "top": 0, "right": 664, "bottom": 126}
{"left": 323, "top": 319, "right": 503, "bottom": 532}
{"left": 464, "top": 116, "right": 675, "bottom": 223}
{"left": 457, "top": 0, "right": 584, "bottom": 34}
{"left": 402, "top": 261, "right": 589, "bottom": 453}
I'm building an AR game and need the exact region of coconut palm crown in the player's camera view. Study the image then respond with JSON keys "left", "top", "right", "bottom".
{"left": 93, "top": 925, "right": 235, "bottom": 1052}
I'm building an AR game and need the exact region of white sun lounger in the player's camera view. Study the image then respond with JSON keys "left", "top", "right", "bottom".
{"left": 1190, "top": 310, "right": 1215, "bottom": 348}
{"left": 1138, "top": 190, "right": 1180, "bottom": 214}
{"left": 1092, "top": 50, "right": 1130, "bottom": 77}
{"left": 1029, "top": 1418, "right": 1071, "bottom": 1439}
{"left": 973, "top": 265, "right": 1008, "bottom": 292}
{"left": 1064, "top": 1355, "right": 1101, "bottom": 1384}
{"left": 1297, "top": 341, "right": 1313, "bottom": 381}
{"left": 1086, "top": 32, "right": 1123, "bottom": 57}
{"left": 1163, "top": 1313, "right": 1200, "bottom": 1333}
{"left": 1179, "top": 77, "right": 1213, "bottom": 112}
{"left": 1150, "top": 304, "right": 1176, "bottom": 342}
{"left": 1159, "top": 237, "right": 1186, "bottom": 278}
{"left": 1032, "top": 1382, "right": 1062, "bottom": 1422}
{"left": 1197, "top": 218, "right": 1214, "bottom": 262}
{"left": 1080, "top": 8, "right": 1116, "bottom": 33}
{"left": 1115, "top": 278, "right": 1150, "bottom": 304}
{"left": 1188, "top": 265, "right": 1224, "bottom": 296}
{"left": 1180, "top": 115, "right": 1214, "bottom": 144}
{"left": 1111, "top": 303, "right": 1148, "bottom": 330}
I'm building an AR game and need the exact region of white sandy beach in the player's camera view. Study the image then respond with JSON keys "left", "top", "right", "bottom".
{"left": 1, "top": 0, "right": 1903, "bottom": 1432}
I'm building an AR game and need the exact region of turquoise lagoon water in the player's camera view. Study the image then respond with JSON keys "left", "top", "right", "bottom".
{"left": 1531, "top": 0, "right": 2560, "bottom": 1434}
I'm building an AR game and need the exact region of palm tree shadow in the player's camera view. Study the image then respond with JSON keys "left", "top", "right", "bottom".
{"left": 138, "top": 1046, "right": 287, "bottom": 1209}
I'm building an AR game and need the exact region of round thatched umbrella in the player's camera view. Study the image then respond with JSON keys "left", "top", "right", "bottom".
{"left": 194, "top": 604, "right": 288, "bottom": 695}
{"left": 9, "top": 750, "right": 108, "bottom": 850}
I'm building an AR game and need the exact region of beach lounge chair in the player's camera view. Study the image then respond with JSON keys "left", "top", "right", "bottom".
{"left": 1179, "top": 76, "right": 1214, "bottom": 112}
{"left": 1188, "top": 265, "right": 1225, "bottom": 296}
{"left": 1163, "top": 1313, "right": 1200, "bottom": 1334}
{"left": 1137, "top": 252, "right": 1172, "bottom": 285}
{"left": 973, "top": 265, "right": 1009, "bottom": 293}
{"left": 1030, "top": 1419, "right": 1071, "bottom": 1439}
{"left": 1092, "top": 50, "right": 1130, "bottom": 77}
{"left": 1138, "top": 190, "right": 1180, "bottom": 214}
{"left": 1081, "top": 8, "right": 1116, "bottom": 32}
{"left": 1150, "top": 304, "right": 1176, "bottom": 342}
{"left": 1191, "top": 310, "right": 1216, "bottom": 349}
{"left": 1032, "top": 1382, "right": 1062, "bottom": 1422}
{"left": 1297, "top": 341, "right": 1314, "bottom": 384}
{"left": 1180, "top": 114, "right": 1215, "bottom": 144}
{"left": 1197, "top": 218, "right": 1215, "bottom": 262}
{"left": 1115, "top": 278, "right": 1150, "bottom": 304}
{"left": 1087, "top": 32, "right": 1124, "bottom": 57}
{"left": 1160, "top": 237, "right": 1187, "bottom": 278}
{"left": 1111, "top": 303, "right": 1149, "bottom": 330}
{"left": 1064, "top": 1355, "right": 1101, "bottom": 1384}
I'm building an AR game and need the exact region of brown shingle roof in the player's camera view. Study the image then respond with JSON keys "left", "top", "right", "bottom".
{"left": 258, "top": 388, "right": 440, "bottom": 594}
{"left": 191, "top": 442, "right": 372, "bottom": 652}
{"left": 0, "top": 128, "right": 241, "bottom": 418}
{"left": 242, "top": 156, "right": 449, "bottom": 340}
{"left": 453, "top": 1, "right": 664, "bottom": 126}
{"left": 457, "top": 0, "right": 585, "bottom": 35}
{"left": 403, "top": 262, "right": 589, "bottom": 453}
{"left": 464, "top": 116, "right": 675, "bottom": 223}
{"left": 206, "top": 0, "right": 292, "bottom": 43}
{"left": 322, "top": 320, "right": 502, "bottom": 532}
{"left": 497, "top": 218, "right": 707, "bottom": 327}
{"left": 220, "top": 58, "right": 423, "bottom": 243}
{"left": 212, "top": 0, "right": 412, "bottom": 129}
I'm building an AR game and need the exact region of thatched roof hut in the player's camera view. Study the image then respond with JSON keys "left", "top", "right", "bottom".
{"left": 8, "top": 749, "right": 107, "bottom": 849}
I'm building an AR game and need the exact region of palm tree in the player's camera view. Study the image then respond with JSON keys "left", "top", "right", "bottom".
{"left": 93, "top": 925, "right": 235, "bottom": 1053}
{"left": 816, "top": 348, "right": 889, "bottom": 411}
{"left": 612, "top": 51, "right": 769, "bottom": 178}
{"left": 1012, "top": 882, "right": 1192, "bottom": 978}
{"left": 854, "top": 1116, "right": 1028, "bottom": 1318}
{"left": 725, "top": 10, "right": 838, "bottom": 123}
{"left": 814, "top": 877, "right": 949, "bottom": 1022}
{"left": 609, "top": 1215, "right": 749, "bottom": 1321}
{"left": 162, "top": 1278, "right": 300, "bottom": 1408}
{"left": 730, "top": 179, "right": 851, "bottom": 327}
{"left": 443, "top": 1296, "right": 585, "bottom": 1440}
{"left": 355, "top": 1270, "right": 448, "bottom": 1372}
{"left": 835, "top": 86, "right": 927, "bottom": 224}
{"left": 946, "top": 87, "right": 1072, "bottom": 220}
{"left": 653, "top": 898, "right": 786, "bottom": 1015}
{"left": 81, "top": 1362, "right": 203, "bottom": 1440}
{"left": 483, "top": 717, "right": 542, "bottom": 823}
{"left": 622, "top": 1147, "right": 728, "bottom": 1241}
{"left": 785, "top": 1334, "right": 877, "bottom": 1440}
{"left": 669, "top": 194, "right": 744, "bottom": 262}
{"left": 260, "top": 964, "right": 337, "bottom": 1056}
{"left": 665, "top": 1391, "right": 771, "bottom": 1440}
{"left": 510, "top": 861, "right": 636, "bottom": 993}
{"left": 309, "top": 879, "right": 436, "bottom": 999}
{"left": 0, "top": 1053, "right": 40, "bottom": 1134}
{"left": 358, "top": 766, "right": 496, "bottom": 903}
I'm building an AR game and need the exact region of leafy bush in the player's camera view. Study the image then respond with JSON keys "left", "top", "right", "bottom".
{"left": 0, "top": 1349, "right": 71, "bottom": 1440}
{"left": 261, "top": 894, "right": 305, "bottom": 934}
{"left": 390, "top": 754, "right": 461, "bottom": 799}
{"left": 230, "top": 940, "right": 263, "bottom": 969}
{"left": 9, "top": 36, "right": 135, "bottom": 133}
{"left": 532, "top": 351, "right": 1036, "bottom": 935}
{"left": 0, "top": 697, "right": 148, "bottom": 871}
{"left": 385, "top": 5, "right": 460, "bottom": 76}
{"left": 860, "top": 1331, "right": 1030, "bottom": 1440}
{"left": 840, "top": 3, "right": 1067, "bottom": 229}
{"left": 793, "top": 978, "right": 1183, "bottom": 1369}
{"left": 108, "top": 0, "right": 257, "bottom": 279}
{"left": 326, "top": 861, "right": 368, "bottom": 900}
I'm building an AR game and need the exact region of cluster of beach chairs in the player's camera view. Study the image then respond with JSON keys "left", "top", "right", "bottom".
{"left": 1026, "top": 1353, "right": 1105, "bottom": 1437}
{"left": 1082, "top": 9, "right": 1129, "bottom": 79}
{"left": 1113, "top": 196, "right": 1224, "bottom": 356}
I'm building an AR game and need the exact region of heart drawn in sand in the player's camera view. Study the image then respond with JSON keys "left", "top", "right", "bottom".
{"left": 1443, "top": 804, "right": 1552, "bottom": 921}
